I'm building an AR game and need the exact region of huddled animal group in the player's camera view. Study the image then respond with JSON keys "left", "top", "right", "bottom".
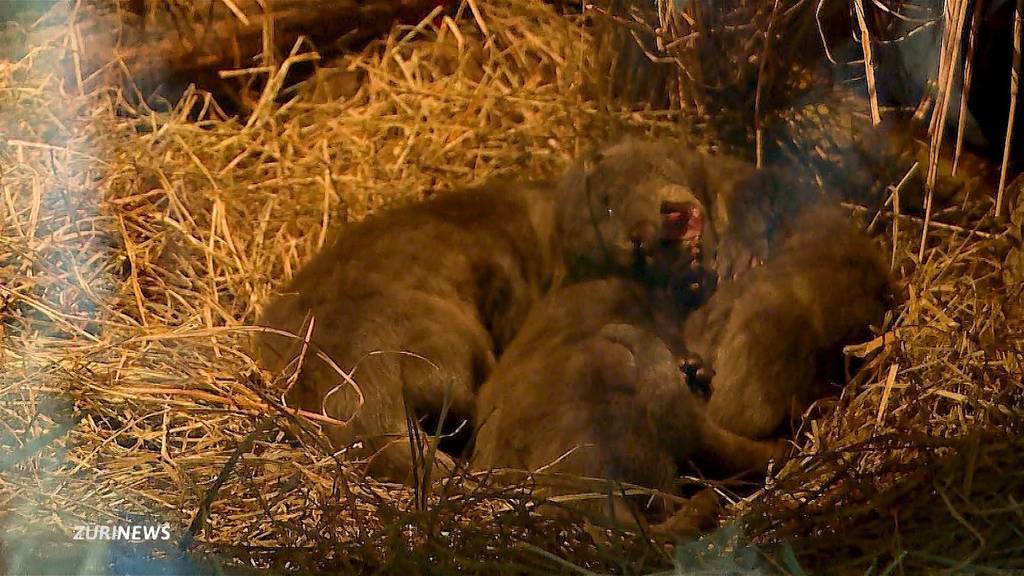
{"left": 253, "top": 139, "right": 896, "bottom": 535}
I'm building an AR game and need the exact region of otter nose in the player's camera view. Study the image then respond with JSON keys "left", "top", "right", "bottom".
{"left": 629, "top": 221, "right": 658, "bottom": 250}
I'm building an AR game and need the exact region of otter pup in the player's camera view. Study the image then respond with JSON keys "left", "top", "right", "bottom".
{"left": 254, "top": 140, "right": 728, "bottom": 483}
{"left": 471, "top": 279, "right": 784, "bottom": 528}
{"left": 683, "top": 204, "right": 896, "bottom": 439}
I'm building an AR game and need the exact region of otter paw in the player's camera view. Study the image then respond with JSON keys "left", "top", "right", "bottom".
{"left": 678, "top": 352, "right": 713, "bottom": 399}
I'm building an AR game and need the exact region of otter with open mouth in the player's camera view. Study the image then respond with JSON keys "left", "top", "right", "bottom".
{"left": 555, "top": 140, "right": 720, "bottom": 308}
{"left": 559, "top": 143, "right": 707, "bottom": 269}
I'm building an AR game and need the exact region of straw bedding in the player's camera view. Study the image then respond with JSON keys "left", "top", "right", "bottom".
{"left": 0, "top": 0, "right": 1022, "bottom": 573}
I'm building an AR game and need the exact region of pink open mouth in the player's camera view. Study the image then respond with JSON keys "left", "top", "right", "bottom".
{"left": 660, "top": 201, "right": 703, "bottom": 247}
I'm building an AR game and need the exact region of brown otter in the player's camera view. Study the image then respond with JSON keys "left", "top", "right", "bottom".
{"left": 683, "top": 204, "right": 896, "bottom": 439}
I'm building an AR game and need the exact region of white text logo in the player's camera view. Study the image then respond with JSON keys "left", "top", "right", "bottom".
{"left": 72, "top": 524, "right": 172, "bottom": 542}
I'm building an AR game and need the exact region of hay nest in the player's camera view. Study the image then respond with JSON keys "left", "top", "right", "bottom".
{"left": 1, "top": 0, "right": 1022, "bottom": 574}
